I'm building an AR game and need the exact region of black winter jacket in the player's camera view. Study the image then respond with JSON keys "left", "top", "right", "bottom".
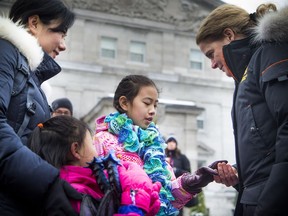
{"left": 223, "top": 7, "right": 288, "bottom": 216}
{"left": 0, "top": 17, "right": 60, "bottom": 215}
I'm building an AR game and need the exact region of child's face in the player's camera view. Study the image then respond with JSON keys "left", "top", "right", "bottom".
{"left": 126, "top": 85, "right": 158, "bottom": 129}
{"left": 78, "top": 130, "right": 98, "bottom": 167}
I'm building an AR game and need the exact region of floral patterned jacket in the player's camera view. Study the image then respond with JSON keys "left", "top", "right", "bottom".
{"left": 93, "top": 114, "right": 194, "bottom": 215}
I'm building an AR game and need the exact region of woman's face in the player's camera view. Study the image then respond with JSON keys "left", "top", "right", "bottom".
{"left": 124, "top": 85, "right": 159, "bottom": 129}
{"left": 199, "top": 37, "right": 232, "bottom": 77}
{"left": 28, "top": 16, "right": 67, "bottom": 59}
{"left": 167, "top": 141, "right": 177, "bottom": 150}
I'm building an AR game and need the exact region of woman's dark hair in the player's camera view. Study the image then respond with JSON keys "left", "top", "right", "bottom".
{"left": 27, "top": 116, "right": 90, "bottom": 168}
{"left": 9, "top": 0, "right": 75, "bottom": 33}
{"left": 113, "top": 74, "right": 160, "bottom": 113}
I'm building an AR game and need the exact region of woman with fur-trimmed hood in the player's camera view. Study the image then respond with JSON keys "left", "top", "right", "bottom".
{"left": 196, "top": 3, "right": 288, "bottom": 216}
{"left": 0, "top": 0, "right": 80, "bottom": 215}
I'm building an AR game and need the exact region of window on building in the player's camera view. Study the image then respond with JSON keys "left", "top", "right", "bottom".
{"left": 101, "top": 36, "right": 117, "bottom": 59}
{"left": 197, "top": 114, "right": 204, "bottom": 130}
{"left": 130, "top": 41, "right": 146, "bottom": 63}
{"left": 197, "top": 119, "right": 204, "bottom": 130}
{"left": 190, "top": 49, "right": 203, "bottom": 70}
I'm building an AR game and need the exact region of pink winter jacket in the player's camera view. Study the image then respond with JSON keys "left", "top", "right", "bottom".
{"left": 60, "top": 166, "right": 104, "bottom": 213}
{"left": 93, "top": 116, "right": 193, "bottom": 209}
{"left": 60, "top": 165, "right": 155, "bottom": 215}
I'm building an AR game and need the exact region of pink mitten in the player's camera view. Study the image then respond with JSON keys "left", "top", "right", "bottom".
{"left": 146, "top": 182, "right": 161, "bottom": 216}
{"left": 118, "top": 161, "right": 161, "bottom": 214}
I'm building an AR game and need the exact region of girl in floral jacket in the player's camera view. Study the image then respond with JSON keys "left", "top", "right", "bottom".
{"left": 94, "top": 75, "right": 226, "bottom": 216}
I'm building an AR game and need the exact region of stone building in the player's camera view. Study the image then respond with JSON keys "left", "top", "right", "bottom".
{"left": 0, "top": 0, "right": 236, "bottom": 215}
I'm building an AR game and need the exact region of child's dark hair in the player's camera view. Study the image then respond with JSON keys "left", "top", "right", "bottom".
{"left": 113, "top": 74, "right": 160, "bottom": 113}
{"left": 27, "top": 116, "right": 90, "bottom": 168}
{"left": 9, "top": 0, "right": 75, "bottom": 33}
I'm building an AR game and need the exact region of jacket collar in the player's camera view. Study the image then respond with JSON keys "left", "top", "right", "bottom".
{"left": 34, "top": 52, "right": 61, "bottom": 84}
{"left": 223, "top": 37, "right": 258, "bottom": 83}
{"left": 0, "top": 17, "right": 43, "bottom": 71}
{"left": 0, "top": 17, "right": 61, "bottom": 82}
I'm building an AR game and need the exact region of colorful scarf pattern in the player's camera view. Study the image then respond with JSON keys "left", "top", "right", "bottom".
{"left": 105, "top": 112, "right": 178, "bottom": 216}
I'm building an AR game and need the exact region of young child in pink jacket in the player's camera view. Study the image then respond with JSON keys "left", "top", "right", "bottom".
{"left": 27, "top": 115, "right": 161, "bottom": 216}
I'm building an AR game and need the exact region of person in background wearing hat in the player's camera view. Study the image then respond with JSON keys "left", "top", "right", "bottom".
{"left": 51, "top": 97, "right": 73, "bottom": 117}
{"left": 165, "top": 136, "right": 198, "bottom": 216}
{"left": 165, "top": 137, "right": 191, "bottom": 177}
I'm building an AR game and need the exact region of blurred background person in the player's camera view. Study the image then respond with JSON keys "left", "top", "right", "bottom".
{"left": 165, "top": 136, "right": 191, "bottom": 177}
{"left": 51, "top": 97, "right": 73, "bottom": 117}
{"left": 165, "top": 136, "right": 198, "bottom": 216}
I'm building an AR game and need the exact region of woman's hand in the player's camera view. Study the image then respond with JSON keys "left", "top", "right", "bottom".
{"left": 214, "top": 162, "right": 239, "bottom": 187}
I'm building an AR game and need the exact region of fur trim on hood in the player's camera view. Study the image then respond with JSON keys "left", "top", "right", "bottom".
{"left": 253, "top": 6, "right": 288, "bottom": 43}
{"left": 0, "top": 17, "right": 43, "bottom": 70}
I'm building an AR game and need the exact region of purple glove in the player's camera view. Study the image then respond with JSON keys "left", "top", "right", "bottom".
{"left": 181, "top": 160, "right": 227, "bottom": 194}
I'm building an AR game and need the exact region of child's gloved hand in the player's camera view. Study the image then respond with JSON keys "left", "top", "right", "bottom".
{"left": 118, "top": 161, "right": 161, "bottom": 215}
{"left": 181, "top": 160, "right": 227, "bottom": 194}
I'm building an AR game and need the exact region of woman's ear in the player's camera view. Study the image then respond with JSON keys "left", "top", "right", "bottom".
{"left": 27, "top": 15, "right": 40, "bottom": 35}
{"left": 70, "top": 142, "right": 81, "bottom": 160}
{"left": 223, "top": 28, "right": 236, "bottom": 42}
{"left": 119, "top": 96, "right": 129, "bottom": 111}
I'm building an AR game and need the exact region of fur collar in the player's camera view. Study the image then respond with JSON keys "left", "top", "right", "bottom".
{"left": 0, "top": 17, "right": 43, "bottom": 71}
{"left": 253, "top": 6, "right": 288, "bottom": 43}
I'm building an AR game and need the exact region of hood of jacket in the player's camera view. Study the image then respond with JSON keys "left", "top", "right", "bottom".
{"left": 0, "top": 16, "right": 43, "bottom": 71}
{"left": 253, "top": 6, "right": 288, "bottom": 43}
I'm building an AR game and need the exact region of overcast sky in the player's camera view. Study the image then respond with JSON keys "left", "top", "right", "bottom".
{"left": 222, "top": 0, "right": 287, "bottom": 12}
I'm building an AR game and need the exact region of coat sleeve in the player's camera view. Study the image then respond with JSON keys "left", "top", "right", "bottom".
{"left": 0, "top": 40, "right": 58, "bottom": 205}
{"left": 254, "top": 45, "right": 288, "bottom": 215}
{"left": 170, "top": 175, "right": 194, "bottom": 209}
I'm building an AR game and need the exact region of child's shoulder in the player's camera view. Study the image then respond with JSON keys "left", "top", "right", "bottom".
{"left": 95, "top": 115, "right": 108, "bottom": 133}
{"left": 94, "top": 130, "right": 121, "bottom": 156}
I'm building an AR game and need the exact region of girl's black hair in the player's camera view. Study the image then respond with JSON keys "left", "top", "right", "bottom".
{"left": 9, "top": 0, "right": 75, "bottom": 33}
{"left": 113, "top": 74, "right": 160, "bottom": 113}
{"left": 27, "top": 116, "right": 90, "bottom": 168}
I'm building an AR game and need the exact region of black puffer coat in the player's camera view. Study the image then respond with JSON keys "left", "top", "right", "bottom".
{"left": 0, "top": 17, "right": 60, "bottom": 215}
{"left": 223, "top": 6, "right": 288, "bottom": 216}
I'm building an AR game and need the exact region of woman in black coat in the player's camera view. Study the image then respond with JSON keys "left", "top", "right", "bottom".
{"left": 0, "top": 0, "right": 80, "bottom": 215}
{"left": 196, "top": 3, "right": 288, "bottom": 216}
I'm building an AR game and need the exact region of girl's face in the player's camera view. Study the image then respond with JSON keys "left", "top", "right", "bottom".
{"left": 199, "top": 37, "right": 232, "bottom": 77}
{"left": 28, "top": 16, "right": 67, "bottom": 59}
{"left": 77, "top": 130, "right": 98, "bottom": 167}
{"left": 125, "top": 85, "right": 158, "bottom": 129}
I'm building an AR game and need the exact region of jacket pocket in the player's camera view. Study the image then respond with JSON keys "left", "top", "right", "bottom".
{"left": 241, "top": 181, "right": 266, "bottom": 205}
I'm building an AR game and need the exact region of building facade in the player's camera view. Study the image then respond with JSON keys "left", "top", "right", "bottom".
{"left": 0, "top": 0, "right": 236, "bottom": 215}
